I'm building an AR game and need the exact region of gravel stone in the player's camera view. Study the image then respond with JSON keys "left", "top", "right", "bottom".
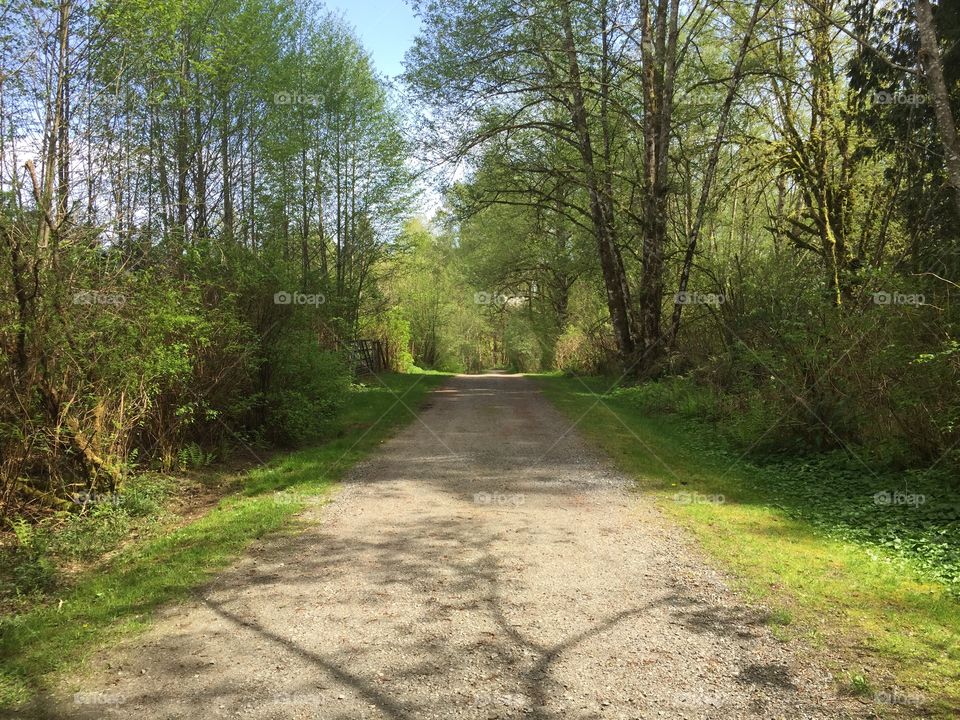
{"left": 35, "top": 373, "right": 865, "bottom": 719}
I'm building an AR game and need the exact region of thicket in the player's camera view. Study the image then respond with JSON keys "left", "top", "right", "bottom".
{"left": 0, "top": 0, "right": 409, "bottom": 517}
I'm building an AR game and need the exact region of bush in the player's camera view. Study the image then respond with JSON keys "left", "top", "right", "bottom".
{"left": 555, "top": 325, "right": 616, "bottom": 374}
{"left": 670, "top": 255, "right": 960, "bottom": 466}
{"left": 504, "top": 313, "right": 542, "bottom": 372}
{"left": 361, "top": 306, "right": 415, "bottom": 371}
{"left": 264, "top": 338, "right": 350, "bottom": 446}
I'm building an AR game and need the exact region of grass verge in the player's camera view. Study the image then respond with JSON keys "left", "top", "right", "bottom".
{"left": 535, "top": 374, "right": 959, "bottom": 719}
{"left": 0, "top": 371, "right": 448, "bottom": 710}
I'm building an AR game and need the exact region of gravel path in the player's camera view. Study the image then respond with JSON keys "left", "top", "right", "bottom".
{"left": 39, "top": 373, "right": 860, "bottom": 719}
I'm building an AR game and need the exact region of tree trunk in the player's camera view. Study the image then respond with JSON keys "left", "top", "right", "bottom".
{"left": 221, "top": 100, "right": 234, "bottom": 242}
{"left": 916, "top": 0, "right": 960, "bottom": 220}
{"left": 669, "top": 0, "right": 764, "bottom": 347}
{"left": 635, "top": 0, "right": 679, "bottom": 374}
{"left": 559, "top": 0, "right": 635, "bottom": 361}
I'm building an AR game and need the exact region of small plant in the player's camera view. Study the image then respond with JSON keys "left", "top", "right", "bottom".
{"left": 50, "top": 504, "right": 131, "bottom": 561}
{"left": 764, "top": 607, "right": 794, "bottom": 642}
{"left": 120, "top": 475, "right": 172, "bottom": 517}
{"left": 842, "top": 672, "right": 875, "bottom": 698}
{"left": 5, "top": 519, "right": 56, "bottom": 596}
{"left": 177, "top": 442, "right": 215, "bottom": 470}
{"left": 766, "top": 608, "right": 793, "bottom": 626}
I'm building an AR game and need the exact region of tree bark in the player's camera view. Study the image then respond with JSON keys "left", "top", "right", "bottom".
{"left": 916, "top": 0, "right": 960, "bottom": 220}
{"left": 668, "top": 0, "right": 764, "bottom": 347}
{"left": 221, "top": 99, "right": 234, "bottom": 242}
{"left": 559, "top": 0, "right": 635, "bottom": 361}
{"left": 635, "top": 0, "right": 679, "bottom": 374}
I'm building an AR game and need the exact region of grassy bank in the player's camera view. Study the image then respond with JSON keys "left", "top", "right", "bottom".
{"left": 0, "top": 371, "right": 448, "bottom": 709}
{"left": 535, "top": 374, "right": 960, "bottom": 719}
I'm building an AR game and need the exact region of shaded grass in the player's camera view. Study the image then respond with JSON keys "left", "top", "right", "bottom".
{"left": 0, "top": 372, "right": 448, "bottom": 709}
{"left": 0, "top": 475, "right": 180, "bottom": 613}
{"left": 535, "top": 374, "right": 960, "bottom": 719}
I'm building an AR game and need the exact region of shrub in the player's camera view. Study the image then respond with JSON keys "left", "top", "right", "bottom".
{"left": 555, "top": 325, "right": 609, "bottom": 374}
{"left": 670, "top": 256, "right": 960, "bottom": 466}
{"left": 504, "top": 314, "right": 542, "bottom": 372}
{"left": 264, "top": 337, "right": 350, "bottom": 446}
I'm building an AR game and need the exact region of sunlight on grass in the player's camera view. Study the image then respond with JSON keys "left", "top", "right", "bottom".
{"left": 536, "top": 375, "right": 960, "bottom": 719}
{"left": 0, "top": 373, "right": 449, "bottom": 709}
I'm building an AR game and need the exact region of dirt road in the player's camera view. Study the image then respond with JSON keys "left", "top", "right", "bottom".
{"left": 41, "top": 373, "right": 858, "bottom": 719}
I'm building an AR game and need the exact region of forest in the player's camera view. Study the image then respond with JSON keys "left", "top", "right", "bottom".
{"left": 401, "top": 0, "right": 960, "bottom": 466}
{"left": 3, "top": 0, "right": 958, "bottom": 517}
{"left": 1, "top": 0, "right": 959, "bottom": 715}
{"left": 1, "top": 0, "right": 413, "bottom": 506}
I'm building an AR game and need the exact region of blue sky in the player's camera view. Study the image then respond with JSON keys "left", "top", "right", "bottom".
{"left": 324, "top": 0, "right": 421, "bottom": 79}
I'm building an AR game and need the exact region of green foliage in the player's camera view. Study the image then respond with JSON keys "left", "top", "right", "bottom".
{"left": 51, "top": 504, "right": 132, "bottom": 562}
{"left": 385, "top": 218, "right": 495, "bottom": 372}
{"left": 1, "top": 0, "right": 413, "bottom": 510}
{"left": 0, "top": 373, "right": 447, "bottom": 709}
{"left": 599, "top": 378, "right": 960, "bottom": 593}
{"left": 1, "top": 477, "right": 174, "bottom": 600}
{"left": 404, "top": 0, "right": 960, "bottom": 477}
{"left": 842, "top": 673, "right": 875, "bottom": 698}
{"left": 504, "top": 313, "right": 542, "bottom": 372}
{"left": 662, "top": 251, "right": 960, "bottom": 464}
{"left": 177, "top": 443, "right": 215, "bottom": 470}
{"left": 117, "top": 475, "right": 172, "bottom": 517}
{"left": 361, "top": 306, "right": 414, "bottom": 372}
{"left": 3, "top": 521, "right": 56, "bottom": 598}
{"left": 608, "top": 377, "right": 788, "bottom": 450}
{"left": 47, "top": 475, "right": 176, "bottom": 563}
{"left": 264, "top": 344, "right": 350, "bottom": 446}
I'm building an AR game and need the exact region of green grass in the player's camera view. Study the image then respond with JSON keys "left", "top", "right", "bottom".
{"left": 0, "top": 372, "right": 448, "bottom": 710}
{"left": 535, "top": 374, "right": 960, "bottom": 719}
{"left": 601, "top": 379, "right": 960, "bottom": 591}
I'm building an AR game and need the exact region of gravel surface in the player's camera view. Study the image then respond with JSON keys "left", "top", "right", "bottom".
{"left": 35, "top": 373, "right": 862, "bottom": 719}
